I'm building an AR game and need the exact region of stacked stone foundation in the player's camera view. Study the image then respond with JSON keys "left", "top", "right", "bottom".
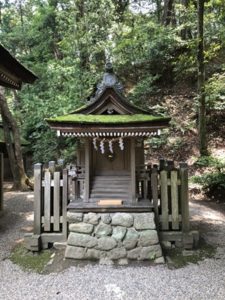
{"left": 65, "top": 212, "right": 164, "bottom": 263}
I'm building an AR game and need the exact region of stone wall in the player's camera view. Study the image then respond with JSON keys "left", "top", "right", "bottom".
{"left": 65, "top": 212, "right": 164, "bottom": 264}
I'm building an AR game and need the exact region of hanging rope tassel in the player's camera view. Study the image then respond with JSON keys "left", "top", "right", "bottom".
{"left": 119, "top": 137, "right": 124, "bottom": 150}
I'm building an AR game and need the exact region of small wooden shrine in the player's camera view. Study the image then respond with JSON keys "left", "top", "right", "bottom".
{"left": 47, "top": 63, "right": 170, "bottom": 211}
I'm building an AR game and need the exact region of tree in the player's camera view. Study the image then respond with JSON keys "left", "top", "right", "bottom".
{"left": 197, "top": 0, "right": 208, "bottom": 156}
{"left": 0, "top": 87, "right": 33, "bottom": 190}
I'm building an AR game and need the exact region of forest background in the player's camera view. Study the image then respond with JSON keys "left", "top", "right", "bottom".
{"left": 0, "top": 0, "right": 225, "bottom": 195}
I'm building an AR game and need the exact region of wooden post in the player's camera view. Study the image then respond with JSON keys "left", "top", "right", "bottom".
{"left": 53, "top": 171, "right": 60, "bottom": 231}
{"left": 34, "top": 163, "right": 42, "bottom": 235}
{"left": 0, "top": 153, "right": 3, "bottom": 211}
{"left": 171, "top": 170, "right": 179, "bottom": 230}
{"left": 131, "top": 139, "right": 136, "bottom": 203}
{"left": 151, "top": 165, "right": 159, "bottom": 227}
{"left": 159, "top": 158, "right": 166, "bottom": 170}
{"left": 180, "top": 163, "right": 190, "bottom": 232}
{"left": 62, "top": 169, "right": 68, "bottom": 238}
{"left": 167, "top": 160, "right": 175, "bottom": 171}
{"left": 49, "top": 161, "right": 55, "bottom": 173}
{"left": 161, "top": 169, "right": 169, "bottom": 230}
{"left": 44, "top": 171, "right": 51, "bottom": 231}
{"left": 84, "top": 138, "right": 90, "bottom": 202}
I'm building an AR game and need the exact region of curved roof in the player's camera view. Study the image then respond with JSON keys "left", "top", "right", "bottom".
{"left": 0, "top": 44, "right": 37, "bottom": 89}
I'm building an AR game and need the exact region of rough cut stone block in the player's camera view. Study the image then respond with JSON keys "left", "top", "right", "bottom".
{"left": 138, "top": 230, "right": 159, "bottom": 247}
{"left": 139, "top": 245, "right": 162, "bottom": 260}
{"left": 99, "top": 258, "right": 114, "bottom": 265}
{"left": 97, "top": 237, "right": 117, "bottom": 251}
{"left": 69, "top": 223, "right": 93, "bottom": 234}
{"left": 123, "top": 228, "right": 139, "bottom": 250}
{"left": 111, "top": 213, "right": 133, "bottom": 227}
{"left": 67, "top": 232, "right": 97, "bottom": 248}
{"left": 118, "top": 258, "right": 129, "bottom": 265}
{"left": 85, "top": 249, "right": 101, "bottom": 260}
{"left": 84, "top": 212, "right": 100, "bottom": 225}
{"left": 154, "top": 256, "right": 165, "bottom": 264}
{"left": 99, "top": 213, "right": 112, "bottom": 224}
{"left": 133, "top": 213, "right": 155, "bottom": 230}
{"left": 112, "top": 226, "right": 127, "bottom": 241}
{"left": 65, "top": 246, "right": 86, "bottom": 259}
{"left": 108, "top": 247, "right": 127, "bottom": 260}
{"left": 95, "top": 223, "right": 112, "bottom": 237}
{"left": 67, "top": 212, "right": 83, "bottom": 223}
{"left": 127, "top": 247, "right": 142, "bottom": 260}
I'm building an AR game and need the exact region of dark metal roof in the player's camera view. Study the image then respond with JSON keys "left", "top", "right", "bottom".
{"left": 0, "top": 44, "right": 37, "bottom": 89}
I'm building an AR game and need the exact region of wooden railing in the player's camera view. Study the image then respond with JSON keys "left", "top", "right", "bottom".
{"left": 136, "top": 161, "right": 189, "bottom": 233}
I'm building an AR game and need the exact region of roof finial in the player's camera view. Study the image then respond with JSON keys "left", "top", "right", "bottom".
{"left": 105, "top": 61, "right": 113, "bottom": 73}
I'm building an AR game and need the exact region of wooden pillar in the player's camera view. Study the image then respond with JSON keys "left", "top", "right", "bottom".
{"left": 84, "top": 138, "right": 90, "bottom": 202}
{"left": 131, "top": 139, "right": 136, "bottom": 203}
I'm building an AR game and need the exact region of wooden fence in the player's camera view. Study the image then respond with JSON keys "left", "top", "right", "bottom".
{"left": 27, "top": 159, "right": 196, "bottom": 250}
{"left": 27, "top": 162, "right": 69, "bottom": 250}
{"left": 0, "top": 153, "right": 4, "bottom": 214}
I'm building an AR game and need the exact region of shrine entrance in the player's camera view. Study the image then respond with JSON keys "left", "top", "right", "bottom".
{"left": 92, "top": 139, "right": 130, "bottom": 176}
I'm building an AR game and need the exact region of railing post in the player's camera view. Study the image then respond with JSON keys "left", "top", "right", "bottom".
{"left": 49, "top": 161, "right": 56, "bottom": 173}
{"left": 34, "top": 163, "right": 42, "bottom": 235}
{"left": 0, "top": 153, "right": 3, "bottom": 212}
{"left": 180, "top": 162, "right": 190, "bottom": 233}
{"left": 62, "top": 169, "right": 68, "bottom": 239}
{"left": 151, "top": 165, "right": 159, "bottom": 227}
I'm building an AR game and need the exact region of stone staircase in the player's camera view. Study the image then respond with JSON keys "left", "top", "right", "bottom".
{"left": 90, "top": 175, "right": 131, "bottom": 202}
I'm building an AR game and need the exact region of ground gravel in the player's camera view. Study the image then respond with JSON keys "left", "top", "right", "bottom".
{"left": 1, "top": 189, "right": 225, "bottom": 300}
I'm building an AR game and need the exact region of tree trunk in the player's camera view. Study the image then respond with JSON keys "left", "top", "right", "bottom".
{"left": 0, "top": 87, "right": 33, "bottom": 190}
{"left": 197, "top": 0, "right": 208, "bottom": 156}
{"left": 162, "top": 0, "right": 176, "bottom": 26}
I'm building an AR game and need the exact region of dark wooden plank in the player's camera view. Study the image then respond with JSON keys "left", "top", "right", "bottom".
{"left": 171, "top": 170, "right": 179, "bottom": 230}
{"left": 180, "top": 163, "right": 190, "bottom": 232}
{"left": 151, "top": 166, "right": 159, "bottom": 227}
{"left": 44, "top": 171, "right": 51, "bottom": 231}
{"left": 53, "top": 172, "right": 60, "bottom": 231}
{"left": 160, "top": 170, "right": 169, "bottom": 230}
{"left": 34, "top": 163, "right": 42, "bottom": 234}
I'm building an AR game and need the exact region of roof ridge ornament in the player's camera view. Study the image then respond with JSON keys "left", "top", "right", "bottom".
{"left": 95, "top": 62, "right": 124, "bottom": 98}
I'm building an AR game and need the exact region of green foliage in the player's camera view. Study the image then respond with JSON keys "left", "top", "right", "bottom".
{"left": 0, "top": 0, "right": 225, "bottom": 163}
{"left": 129, "top": 75, "right": 160, "bottom": 108}
{"left": 205, "top": 71, "right": 225, "bottom": 110}
{"left": 192, "top": 156, "right": 225, "bottom": 195}
{"left": 192, "top": 172, "right": 225, "bottom": 191}
{"left": 194, "top": 156, "right": 225, "bottom": 170}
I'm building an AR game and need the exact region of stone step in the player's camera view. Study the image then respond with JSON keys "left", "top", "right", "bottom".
{"left": 91, "top": 188, "right": 130, "bottom": 194}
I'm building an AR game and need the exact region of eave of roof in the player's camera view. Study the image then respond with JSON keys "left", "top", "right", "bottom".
{"left": 0, "top": 44, "right": 38, "bottom": 89}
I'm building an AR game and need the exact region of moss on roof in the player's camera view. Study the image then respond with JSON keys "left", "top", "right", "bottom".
{"left": 48, "top": 114, "right": 170, "bottom": 124}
